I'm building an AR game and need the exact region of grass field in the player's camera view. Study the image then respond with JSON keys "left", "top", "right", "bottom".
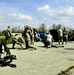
{"left": 0, "top": 36, "right": 13, "bottom": 43}
{"left": 0, "top": 36, "right": 25, "bottom": 43}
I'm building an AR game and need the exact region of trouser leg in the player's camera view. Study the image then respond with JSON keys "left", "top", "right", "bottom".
{"left": 42, "top": 39, "right": 47, "bottom": 47}
{"left": 3, "top": 42, "right": 11, "bottom": 55}
{"left": 16, "top": 42, "right": 23, "bottom": 49}
{"left": 25, "top": 40, "right": 29, "bottom": 49}
{"left": 46, "top": 41, "right": 51, "bottom": 48}
{"left": 0, "top": 43, "right": 3, "bottom": 53}
{"left": 25, "top": 40, "right": 36, "bottom": 50}
{"left": 12, "top": 40, "right": 16, "bottom": 49}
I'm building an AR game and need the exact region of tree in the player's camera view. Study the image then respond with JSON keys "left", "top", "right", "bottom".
{"left": 38, "top": 23, "right": 46, "bottom": 32}
{"left": 11, "top": 26, "right": 23, "bottom": 33}
{"left": 52, "top": 24, "right": 57, "bottom": 29}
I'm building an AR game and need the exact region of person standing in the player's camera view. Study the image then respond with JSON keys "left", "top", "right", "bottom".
{"left": 29, "top": 28, "right": 34, "bottom": 44}
{"left": 25, "top": 31, "right": 36, "bottom": 50}
{"left": 63, "top": 27, "right": 68, "bottom": 45}
{"left": 57, "top": 25, "right": 63, "bottom": 45}
{"left": 5, "top": 26, "right": 12, "bottom": 43}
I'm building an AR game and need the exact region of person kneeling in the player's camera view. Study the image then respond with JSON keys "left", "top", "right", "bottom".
{"left": 43, "top": 32, "right": 53, "bottom": 48}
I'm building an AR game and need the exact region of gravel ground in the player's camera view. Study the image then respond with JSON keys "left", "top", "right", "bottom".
{"left": 0, "top": 42, "right": 74, "bottom": 75}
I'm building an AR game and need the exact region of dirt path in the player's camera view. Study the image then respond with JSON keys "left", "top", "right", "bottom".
{"left": 0, "top": 42, "right": 74, "bottom": 75}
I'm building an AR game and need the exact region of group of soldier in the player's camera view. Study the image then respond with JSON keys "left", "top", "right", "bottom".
{"left": 5, "top": 26, "right": 36, "bottom": 50}
{"left": 0, "top": 25, "right": 69, "bottom": 67}
{"left": 34, "top": 25, "right": 68, "bottom": 48}
{"left": 0, "top": 25, "right": 69, "bottom": 57}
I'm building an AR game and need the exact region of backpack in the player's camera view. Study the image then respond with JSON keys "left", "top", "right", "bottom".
{"left": 4, "top": 30, "right": 11, "bottom": 38}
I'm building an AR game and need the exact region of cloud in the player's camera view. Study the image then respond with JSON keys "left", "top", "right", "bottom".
{"left": 38, "top": 5, "right": 74, "bottom": 16}
{"left": 37, "top": 5, "right": 74, "bottom": 22}
{"left": 57, "top": 6, "right": 74, "bottom": 17}
{"left": 37, "top": 4, "right": 74, "bottom": 28}
{"left": 37, "top": 4, "right": 50, "bottom": 11}
{"left": 64, "top": 6, "right": 74, "bottom": 16}
{"left": 37, "top": 4, "right": 55, "bottom": 17}
{"left": 0, "top": 13, "right": 34, "bottom": 30}
{"left": 8, "top": 13, "right": 33, "bottom": 20}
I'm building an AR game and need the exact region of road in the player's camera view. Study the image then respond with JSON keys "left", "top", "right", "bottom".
{"left": 0, "top": 41, "right": 74, "bottom": 75}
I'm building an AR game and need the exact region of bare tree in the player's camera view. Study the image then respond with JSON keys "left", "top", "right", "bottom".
{"left": 38, "top": 23, "right": 46, "bottom": 32}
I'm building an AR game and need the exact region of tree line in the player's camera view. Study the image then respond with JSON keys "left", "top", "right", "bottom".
{"left": 0, "top": 23, "right": 74, "bottom": 41}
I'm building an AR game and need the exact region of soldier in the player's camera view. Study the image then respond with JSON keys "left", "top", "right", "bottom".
{"left": 41, "top": 31, "right": 53, "bottom": 48}
{"left": 12, "top": 34, "right": 25, "bottom": 49}
{"left": 25, "top": 31, "right": 36, "bottom": 50}
{"left": 63, "top": 27, "right": 68, "bottom": 45}
{"left": 57, "top": 25, "right": 63, "bottom": 45}
{"left": 0, "top": 39, "right": 11, "bottom": 56}
{"left": 5, "top": 26, "right": 12, "bottom": 43}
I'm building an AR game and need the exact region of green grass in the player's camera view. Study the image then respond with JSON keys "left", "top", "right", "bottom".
{"left": 0, "top": 36, "right": 5, "bottom": 43}
{"left": 0, "top": 36, "right": 13, "bottom": 43}
{"left": 0, "top": 36, "right": 25, "bottom": 43}
{"left": 0, "top": 36, "right": 5, "bottom": 39}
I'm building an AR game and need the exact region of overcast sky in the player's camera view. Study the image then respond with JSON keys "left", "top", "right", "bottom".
{"left": 0, "top": 0, "right": 74, "bottom": 30}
